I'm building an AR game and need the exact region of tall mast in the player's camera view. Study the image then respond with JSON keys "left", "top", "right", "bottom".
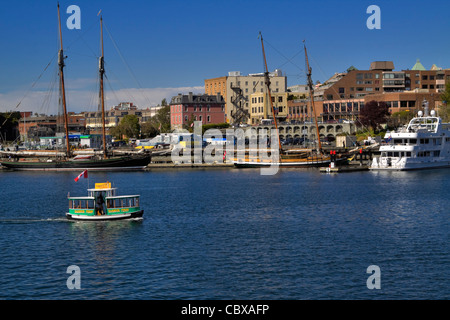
{"left": 99, "top": 16, "right": 107, "bottom": 158}
{"left": 260, "top": 32, "right": 282, "bottom": 156}
{"left": 304, "top": 41, "right": 322, "bottom": 152}
{"left": 57, "top": 3, "right": 71, "bottom": 157}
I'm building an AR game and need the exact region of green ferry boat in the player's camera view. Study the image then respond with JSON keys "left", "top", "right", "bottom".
{"left": 66, "top": 182, "right": 144, "bottom": 221}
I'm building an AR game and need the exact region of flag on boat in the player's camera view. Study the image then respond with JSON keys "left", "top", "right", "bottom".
{"left": 74, "top": 170, "right": 88, "bottom": 182}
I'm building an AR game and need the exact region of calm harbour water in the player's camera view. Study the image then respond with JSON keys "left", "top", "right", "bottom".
{"left": 0, "top": 167, "right": 448, "bottom": 300}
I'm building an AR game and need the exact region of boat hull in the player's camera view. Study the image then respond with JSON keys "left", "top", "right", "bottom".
{"left": 0, "top": 154, "right": 151, "bottom": 171}
{"left": 370, "top": 160, "right": 450, "bottom": 171}
{"left": 66, "top": 210, "right": 144, "bottom": 221}
{"left": 233, "top": 157, "right": 347, "bottom": 168}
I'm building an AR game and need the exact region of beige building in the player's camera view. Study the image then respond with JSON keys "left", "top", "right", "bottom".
{"left": 205, "top": 70, "right": 286, "bottom": 124}
{"left": 249, "top": 91, "right": 289, "bottom": 125}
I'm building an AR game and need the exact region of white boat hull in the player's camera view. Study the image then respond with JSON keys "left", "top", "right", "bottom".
{"left": 370, "top": 159, "right": 450, "bottom": 171}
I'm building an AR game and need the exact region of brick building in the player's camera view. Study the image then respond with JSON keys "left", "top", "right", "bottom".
{"left": 287, "top": 60, "right": 450, "bottom": 123}
{"left": 170, "top": 92, "right": 225, "bottom": 130}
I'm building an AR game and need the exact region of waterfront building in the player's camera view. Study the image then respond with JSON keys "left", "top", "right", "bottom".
{"left": 286, "top": 60, "right": 450, "bottom": 123}
{"left": 85, "top": 102, "right": 144, "bottom": 135}
{"left": 249, "top": 91, "right": 289, "bottom": 125}
{"left": 205, "top": 70, "right": 286, "bottom": 124}
{"left": 169, "top": 92, "right": 226, "bottom": 130}
{"left": 18, "top": 113, "right": 86, "bottom": 141}
{"left": 362, "top": 90, "right": 444, "bottom": 114}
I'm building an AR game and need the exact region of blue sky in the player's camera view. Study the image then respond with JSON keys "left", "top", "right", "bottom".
{"left": 0, "top": 0, "right": 449, "bottom": 113}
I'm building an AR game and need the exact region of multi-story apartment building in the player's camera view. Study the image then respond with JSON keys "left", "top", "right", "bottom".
{"left": 205, "top": 70, "right": 286, "bottom": 124}
{"left": 170, "top": 92, "right": 225, "bottom": 130}
{"left": 249, "top": 91, "right": 289, "bottom": 125}
{"left": 19, "top": 112, "right": 87, "bottom": 140}
{"left": 287, "top": 60, "right": 450, "bottom": 123}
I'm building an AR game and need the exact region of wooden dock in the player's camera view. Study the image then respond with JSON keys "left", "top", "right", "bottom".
{"left": 320, "top": 165, "right": 369, "bottom": 173}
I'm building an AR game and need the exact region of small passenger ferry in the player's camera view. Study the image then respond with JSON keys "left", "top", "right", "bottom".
{"left": 370, "top": 101, "right": 450, "bottom": 171}
{"left": 66, "top": 182, "right": 144, "bottom": 221}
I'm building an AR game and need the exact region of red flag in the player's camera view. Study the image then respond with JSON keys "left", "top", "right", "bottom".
{"left": 74, "top": 170, "right": 88, "bottom": 182}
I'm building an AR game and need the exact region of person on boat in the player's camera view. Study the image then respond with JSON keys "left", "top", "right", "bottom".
{"left": 96, "top": 192, "right": 105, "bottom": 215}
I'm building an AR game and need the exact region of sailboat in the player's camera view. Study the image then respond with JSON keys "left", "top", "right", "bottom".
{"left": 0, "top": 5, "right": 151, "bottom": 171}
{"left": 233, "top": 36, "right": 347, "bottom": 168}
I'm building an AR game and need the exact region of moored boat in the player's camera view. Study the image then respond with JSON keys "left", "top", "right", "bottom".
{"left": 232, "top": 36, "right": 347, "bottom": 168}
{"left": 370, "top": 101, "right": 450, "bottom": 171}
{"left": 0, "top": 5, "right": 151, "bottom": 171}
{"left": 0, "top": 153, "right": 151, "bottom": 171}
{"left": 66, "top": 182, "right": 144, "bottom": 221}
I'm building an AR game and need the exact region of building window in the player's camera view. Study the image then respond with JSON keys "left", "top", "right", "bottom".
{"left": 207, "top": 115, "right": 210, "bottom": 122}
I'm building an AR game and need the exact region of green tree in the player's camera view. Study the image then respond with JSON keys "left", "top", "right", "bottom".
{"left": 0, "top": 111, "right": 21, "bottom": 141}
{"left": 439, "top": 82, "right": 450, "bottom": 122}
{"left": 388, "top": 110, "right": 414, "bottom": 129}
{"left": 110, "top": 114, "right": 140, "bottom": 139}
{"left": 359, "top": 100, "right": 390, "bottom": 132}
{"left": 140, "top": 105, "right": 171, "bottom": 138}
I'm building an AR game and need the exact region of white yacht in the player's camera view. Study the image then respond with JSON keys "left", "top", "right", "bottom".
{"left": 370, "top": 101, "right": 450, "bottom": 171}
